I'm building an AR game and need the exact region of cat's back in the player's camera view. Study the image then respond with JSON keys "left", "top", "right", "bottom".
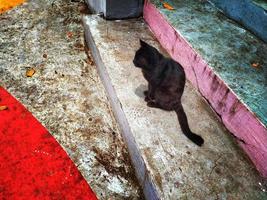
{"left": 155, "top": 58, "right": 186, "bottom": 90}
{"left": 160, "top": 58, "right": 185, "bottom": 79}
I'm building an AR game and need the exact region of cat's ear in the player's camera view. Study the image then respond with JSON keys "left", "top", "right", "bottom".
{"left": 140, "top": 39, "right": 148, "bottom": 47}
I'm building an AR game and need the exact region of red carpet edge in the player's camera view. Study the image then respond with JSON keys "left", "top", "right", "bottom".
{"left": 0, "top": 87, "right": 98, "bottom": 199}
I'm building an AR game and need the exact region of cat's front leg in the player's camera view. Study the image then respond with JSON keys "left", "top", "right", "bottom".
{"left": 145, "top": 83, "right": 155, "bottom": 100}
{"left": 144, "top": 92, "right": 155, "bottom": 102}
{"left": 144, "top": 83, "right": 154, "bottom": 102}
{"left": 144, "top": 92, "right": 151, "bottom": 102}
{"left": 148, "top": 83, "right": 156, "bottom": 100}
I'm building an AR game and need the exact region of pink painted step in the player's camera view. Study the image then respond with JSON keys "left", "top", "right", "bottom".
{"left": 143, "top": 0, "right": 267, "bottom": 177}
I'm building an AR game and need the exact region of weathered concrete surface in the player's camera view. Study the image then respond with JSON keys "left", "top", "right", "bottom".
{"left": 144, "top": 0, "right": 267, "bottom": 177}
{"left": 0, "top": 1, "right": 143, "bottom": 199}
{"left": 84, "top": 15, "right": 267, "bottom": 200}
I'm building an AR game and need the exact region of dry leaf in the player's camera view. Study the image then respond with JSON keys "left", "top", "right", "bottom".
{"left": 0, "top": 105, "right": 8, "bottom": 111}
{"left": 26, "top": 68, "right": 36, "bottom": 77}
{"left": 67, "top": 31, "right": 73, "bottom": 38}
{"left": 163, "top": 2, "right": 175, "bottom": 10}
{"left": 251, "top": 62, "right": 261, "bottom": 69}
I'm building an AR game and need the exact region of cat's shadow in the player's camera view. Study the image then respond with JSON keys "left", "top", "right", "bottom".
{"left": 134, "top": 84, "right": 147, "bottom": 98}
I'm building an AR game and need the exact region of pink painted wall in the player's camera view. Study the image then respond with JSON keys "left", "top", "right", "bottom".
{"left": 144, "top": 0, "right": 267, "bottom": 177}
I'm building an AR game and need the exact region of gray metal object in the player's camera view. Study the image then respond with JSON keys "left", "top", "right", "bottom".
{"left": 86, "top": 0, "right": 105, "bottom": 15}
{"left": 86, "top": 0, "right": 143, "bottom": 19}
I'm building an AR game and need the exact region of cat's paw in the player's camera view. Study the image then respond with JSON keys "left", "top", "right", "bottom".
{"left": 147, "top": 101, "right": 160, "bottom": 108}
{"left": 144, "top": 91, "right": 155, "bottom": 102}
{"left": 144, "top": 90, "right": 149, "bottom": 96}
{"left": 145, "top": 96, "right": 150, "bottom": 102}
{"left": 147, "top": 101, "right": 154, "bottom": 107}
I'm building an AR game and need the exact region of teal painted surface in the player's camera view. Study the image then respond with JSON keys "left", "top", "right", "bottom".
{"left": 253, "top": 0, "right": 267, "bottom": 10}
{"left": 150, "top": 0, "right": 267, "bottom": 126}
{"left": 208, "top": 0, "right": 267, "bottom": 43}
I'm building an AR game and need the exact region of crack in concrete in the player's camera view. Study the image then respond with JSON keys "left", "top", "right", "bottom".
{"left": 209, "top": 154, "right": 223, "bottom": 176}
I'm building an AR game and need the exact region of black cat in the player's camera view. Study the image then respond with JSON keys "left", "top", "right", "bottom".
{"left": 133, "top": 40, "right": 204, "bottom": 146}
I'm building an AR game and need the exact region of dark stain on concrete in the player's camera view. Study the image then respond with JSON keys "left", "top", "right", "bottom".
{"left": 230, "top": 99, "right": 241, "bottom": 116}
{"left": 218, "top": 88, "right": 230, "bottom": 111}
{"left": 210, "top": 74, "right": 220, "bottom": 92}
{"left": 143, "top": 148, "right": 163, "bottom": 192}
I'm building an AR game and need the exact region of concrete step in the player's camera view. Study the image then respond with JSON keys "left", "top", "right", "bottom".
{"left": 144, "top": 0, "right": 267, "bottom": 178}
{"left": 83, "top": 15, "right": 267, "bottom": 200}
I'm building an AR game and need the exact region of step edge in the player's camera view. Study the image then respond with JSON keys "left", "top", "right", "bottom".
{"left": 83, "top": 15, "right": 162, "bottom": 200}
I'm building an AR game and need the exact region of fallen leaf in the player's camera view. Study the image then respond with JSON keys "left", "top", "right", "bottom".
{"left": 67, "top": 31, "right": 73, "bottom": 38}
{"left": 251, "top": 62, "right": 261, "bottom": 69}
{"left": 163, "top": 2, "right": 175, "bottom": 10}
{"left": 26, "top": 68, "right": 36, "bottom": 77}
{"left": 0, "top": 105, "right": 8, "bottom": 111}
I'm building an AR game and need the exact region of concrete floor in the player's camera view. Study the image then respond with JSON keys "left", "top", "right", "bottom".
{"left": 84, "top": 15, "right": 267, "bottom": 200}
{"left": 0, "top": 1, "right": 143, "bottom": 199}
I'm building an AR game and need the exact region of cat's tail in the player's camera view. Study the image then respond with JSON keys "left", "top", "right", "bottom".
{"left": 174, "top": 104, "right": 204, "bottom": 146}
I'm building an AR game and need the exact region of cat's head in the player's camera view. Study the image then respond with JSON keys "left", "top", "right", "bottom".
{"left": 133, "top": 39, "right": 162, "bottom": 70}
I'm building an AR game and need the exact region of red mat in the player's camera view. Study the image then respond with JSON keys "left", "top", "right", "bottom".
{"left": 0, "top": 87, "right": 98, "bottom": 199}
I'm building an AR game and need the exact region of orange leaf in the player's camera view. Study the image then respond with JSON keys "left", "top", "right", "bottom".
{"left": 163, "top": 2, "right": 175, "bottom": 10}
{"left": 26, "top": 68, "right": 36, "bottom": 77}
{"left": 0, "top": 105, "right": 8, "bottom": 111}
{"left": 251, "top": 62, "right": 261, "bottom": 69}
{"left": 67, "top": 31, "right": 73, "bottom": 38}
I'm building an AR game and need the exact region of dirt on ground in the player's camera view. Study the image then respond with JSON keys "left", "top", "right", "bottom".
{"left": 0, "top": 0, "right": 143, "bottom": 199}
